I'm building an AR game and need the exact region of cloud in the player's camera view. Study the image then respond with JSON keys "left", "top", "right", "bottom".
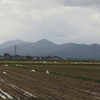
{"left": 55, "top": 0, "right": 100, "bottom": 7}
{"left": 0, "top": 0, "right": 100, "bottom": 45}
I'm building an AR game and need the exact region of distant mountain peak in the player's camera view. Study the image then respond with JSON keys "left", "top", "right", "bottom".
{"left": 35, "top": 39, "right": 57, "bottom": 46}
{"left": 0, "top": 39, "right": 28, "bottom": 49}
{"left": 36, "top": 39, "right": 52, "bottom": 43}
{"left": 2, "top": 39, "right": 26, "bottom": 44}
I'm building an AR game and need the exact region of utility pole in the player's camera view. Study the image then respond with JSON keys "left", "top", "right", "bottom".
{"left": 15, "top": 45, "right": 16, "bottom": 56}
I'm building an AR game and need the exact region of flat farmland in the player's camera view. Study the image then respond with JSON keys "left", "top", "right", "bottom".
{"left": 0, "top": 60, "right": 100, "bottom": 100}
{"left": 24, "top": 64, "right": 100, "bottom": 79}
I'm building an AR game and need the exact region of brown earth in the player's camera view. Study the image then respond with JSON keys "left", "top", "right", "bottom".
{"left": 0, "top": 65, "right": 100, "bottom": 100}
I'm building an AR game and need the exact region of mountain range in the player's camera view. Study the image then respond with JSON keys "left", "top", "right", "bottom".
{"left": 0, "top": 39, "right": 100, "bottom": 59}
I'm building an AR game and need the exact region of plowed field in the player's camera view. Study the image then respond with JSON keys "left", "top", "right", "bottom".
{"left": 0, "top": 61, "right": 100, "bottom": 100}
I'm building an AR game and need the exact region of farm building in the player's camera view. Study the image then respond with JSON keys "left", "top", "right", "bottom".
{"left": 11, "top": 55, "right": 21, "bottom": 59}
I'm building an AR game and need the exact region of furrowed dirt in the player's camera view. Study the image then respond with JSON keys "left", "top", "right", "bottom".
{"left": 0, "top": 64, "right": 100, "bottom": 100}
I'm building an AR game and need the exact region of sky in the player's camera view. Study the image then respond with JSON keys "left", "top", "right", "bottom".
{"left": 0, "top": 0, "right": 100, "bottom": 44}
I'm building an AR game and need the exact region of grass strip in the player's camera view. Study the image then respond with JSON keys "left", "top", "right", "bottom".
{"left": 11, "top": 65, "right": 100, "bottom": 83}
{"left": 50, "top": 71, "right": 100, "bottom": 82}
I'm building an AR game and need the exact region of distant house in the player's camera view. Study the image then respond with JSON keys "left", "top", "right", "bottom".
{"left": 11, "top": 55, "right": 21, "bottom": 59}
{"left": 33, "top": 57, "right": 38, "bottom": 59}
{"left": 51, "top": 56, "right": 62, "bottom": 59}
{"left": 21, "top": 56, "right": 27, "bottom": 59}
{"left": 4, "top": 53, "right": 10, "bottom": 59}
{"left": 39, "top": 57, "right": 42, "bottom": 59}
{"left": 26, "top": 56, "right": 33, "bottom": 59}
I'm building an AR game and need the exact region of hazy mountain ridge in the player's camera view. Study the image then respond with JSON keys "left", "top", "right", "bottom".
{"left": 0, "top": 39, "right": 100, "bottom": 59}
{"left": 0, "top": 39, "right": 29, "bottom": 49}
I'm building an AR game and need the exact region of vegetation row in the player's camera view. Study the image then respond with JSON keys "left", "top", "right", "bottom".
{"left": 10, "top": 65, "right": 100, "bottom": 83}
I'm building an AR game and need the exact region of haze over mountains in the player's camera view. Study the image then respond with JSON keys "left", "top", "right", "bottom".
{"left": 0, "top": 39, "right": 100, "bottom": 59}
